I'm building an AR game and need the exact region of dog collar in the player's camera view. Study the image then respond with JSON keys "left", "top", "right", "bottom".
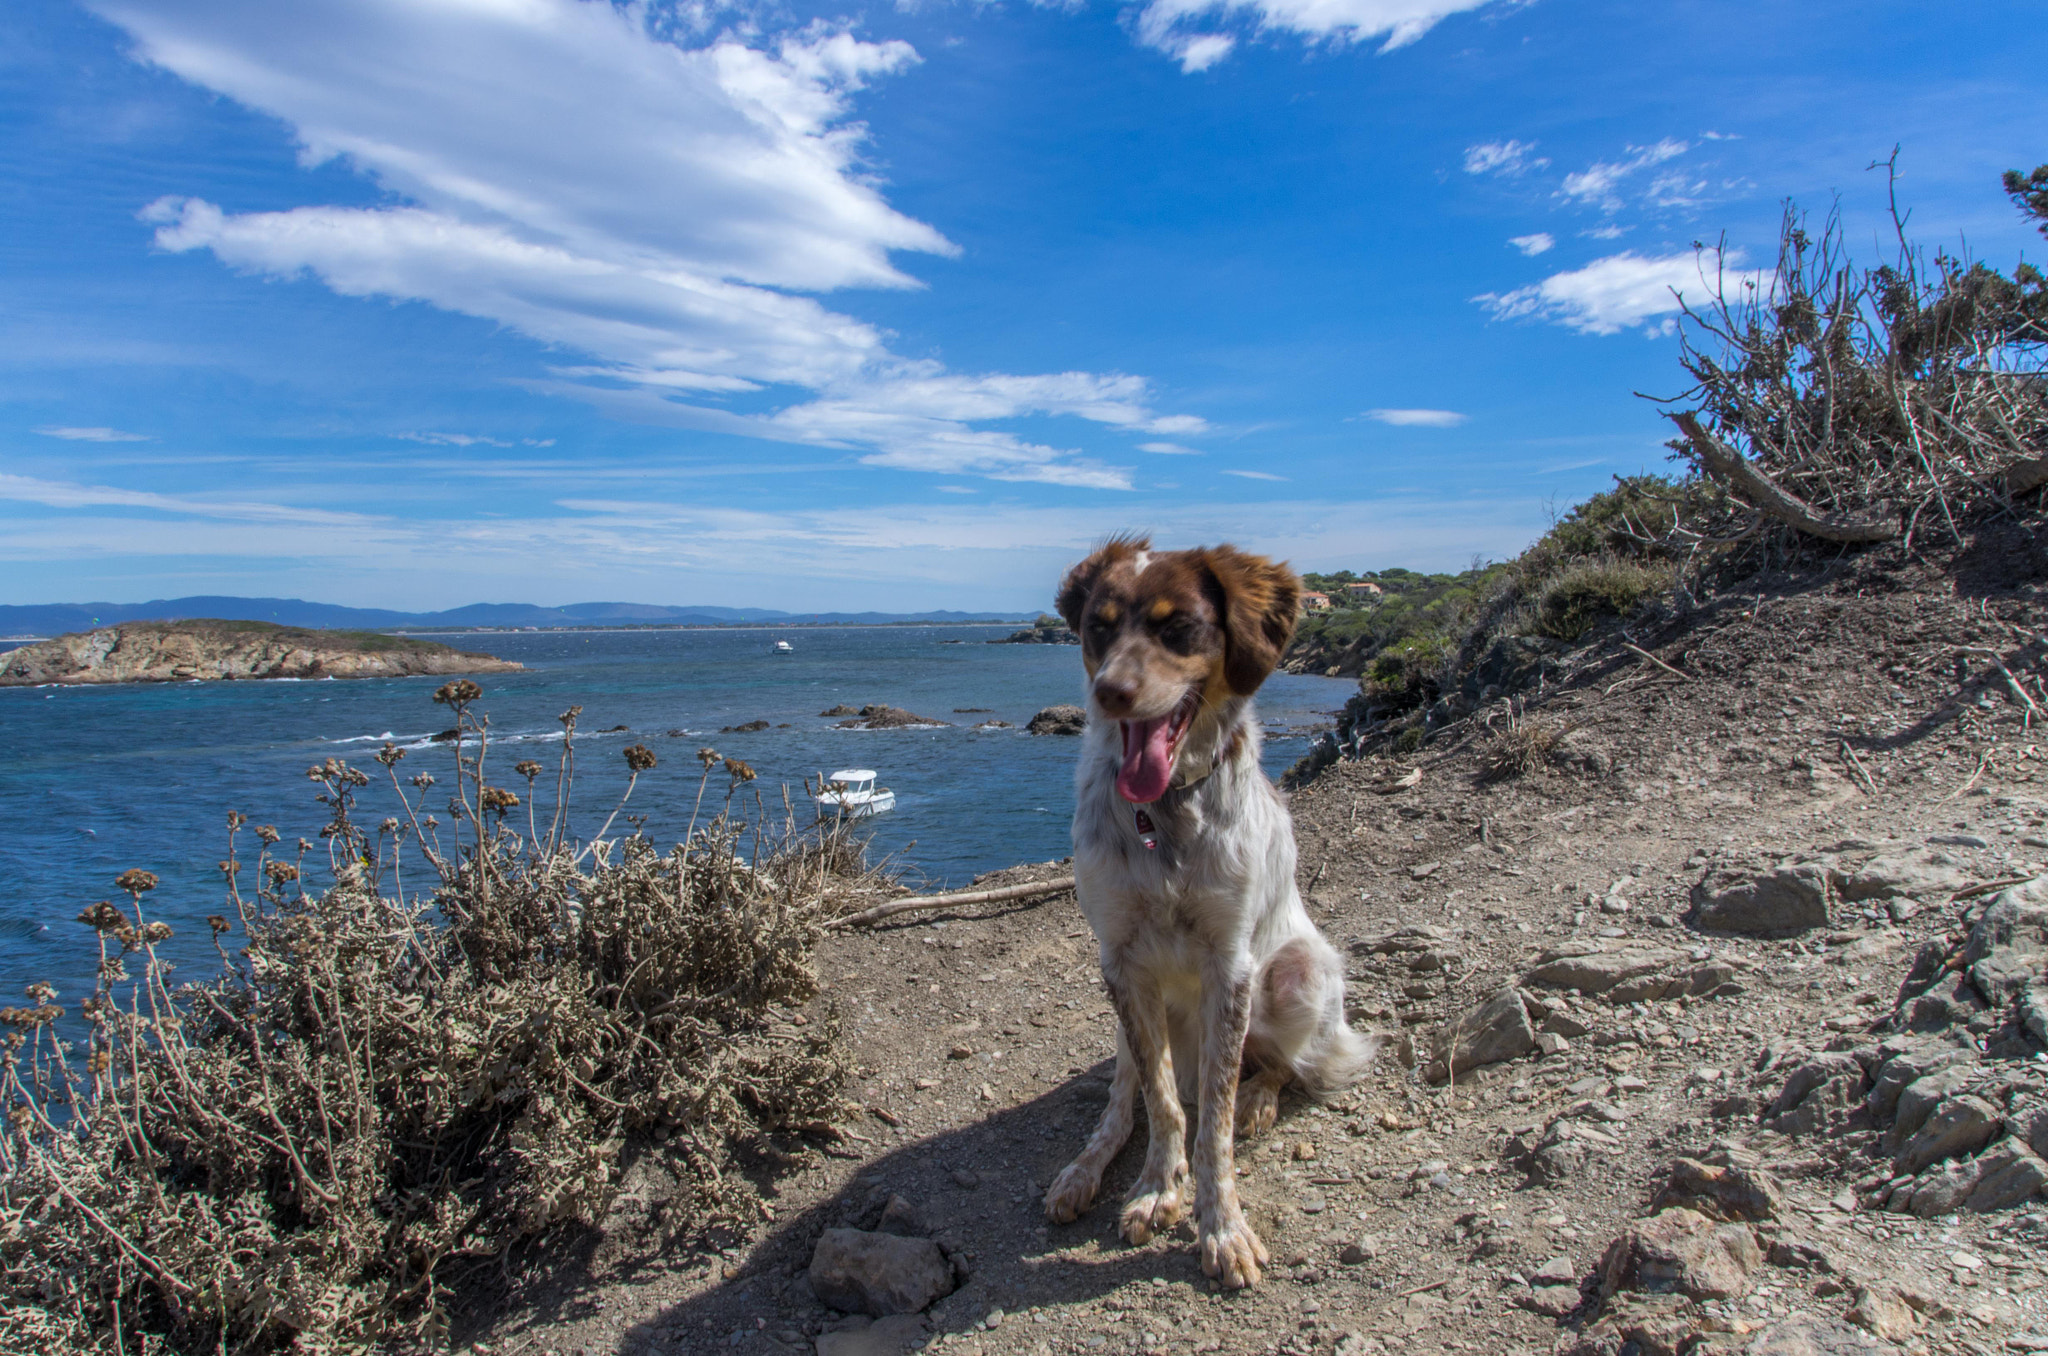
{"left": 1131, "top": 730, "right": 1242, "bottom": 849}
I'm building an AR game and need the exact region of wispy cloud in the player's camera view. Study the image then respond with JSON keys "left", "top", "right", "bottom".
{"left": 396, "top": 432, "right": 511, "bottom": 448}
{"left": 1138, "top": 441, "right": 1203, "bottom": 455}
{"left": 1363, "top": 408, "right": 1467, "bottom": 427}
{"left": 1222, "top": 469, "right": 1287, "bottom": 481}
{"left": 104, "top": 0, "right": 1193, "bottom": 489}
{"left": 1464, "top": 139, "right": 1548, "bottom": 177}
{"left": 1560, "top": 139, "right": 1689, "bottom": 213}
{"left": 1475, "top": 248, "right": 1749, "bottom": 336}
{"left": 33, "top": 425, "right": 152, "bottom": 442}
{"left": 1134, "top": 0, "right": 1506, "bottom": 73}
{"left": 0, "top": 472, "right": 374, "bottom": 526}
{"left": 1508, "top": 232, "right": 1554, "bottom": 257}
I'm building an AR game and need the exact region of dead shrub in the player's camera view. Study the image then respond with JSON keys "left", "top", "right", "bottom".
{"left": 0, "top": 686, "right": 877, "bottom": 1355}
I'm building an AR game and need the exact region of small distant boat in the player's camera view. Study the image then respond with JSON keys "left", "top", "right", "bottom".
{"left": 772, "top": 640, "right": 795, "bottom": 655}
{"left": 815, "top": 768, "right": 895, "bottom": 818}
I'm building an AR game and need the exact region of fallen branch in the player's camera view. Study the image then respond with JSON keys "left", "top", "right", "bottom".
{"left": 824, "top": 876, "right": 1076, "bottom": 930}
{"left": 1959, "top": 645, "right": 2042, "bottom": 729}
{"left": 1620, "top": 640, "right": 1688, "bottom": 682}
{"left": 1837, "top": 740, "right": 1879, "bottom": 797}
{"left": 1668, "top": 412, "right": 1899, "bottom": 543}
{"left": 1951, "top": 876, "right": 2036, "bottom": 903}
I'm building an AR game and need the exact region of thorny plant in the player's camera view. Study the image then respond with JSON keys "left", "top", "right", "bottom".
{"left": 0, "top": 682, "right": 887, "bottom": 1356}
{"left": 1651, "top": 158, "right": 2048, "bottom": 565}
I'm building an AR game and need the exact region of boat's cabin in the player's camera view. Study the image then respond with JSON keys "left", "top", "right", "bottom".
{"left": 826, "top": 768, "right": 877, "bottom": 794}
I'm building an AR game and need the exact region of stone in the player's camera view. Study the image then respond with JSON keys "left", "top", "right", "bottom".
{"left": 1965, "top": 1138, "right": 2048, "bottom": 1211}
{"left": 1690, "top": 866, "right": 1832, "bottom": 937}
{"left": 1887, "top": 1064, "right": 1976, "bottom": 1150}
{"left": 1768, "top": 1053, "right": 1867, "bottom": 1135}
{"left": 814, "top": 1315, "right": 932, "bottom": 1356}
{"left": 1598, "top": 1208, "right": 1761, "bottom": 1301}
{"left": 1652, "top": 1154, "right": 1783, "bottom": 1221}
{"left": 1556, "top": 1293, "right": 1699, "bottom": 1356}
{"left": 1522, "top": 948, "right": 1687, "bottom": 996}
{"left": 877, "top": 1196, "right": 927, "bottom": 1237}
{"left": 1517, "top": 1283, "right": 1582, "bottom": 1317}
{"left": 1531, "top": 1254, "right": 1578, "bottom": 1284}
{"left": 808, "top": 1228, "right": 957, "bottom": 1316}
{"left": 1895, "top": 1093, "right": 2002, "bottom": 1174}
{"left": 1896, "top": 1157, "right": 1985, "bottom": 1216}
{"left": 1338, "top": 1235, "right": 1379, "bottom": 1264}
{"left": 1842, "top": 853, "right": 1968, "bottom": 902}
{"left": 833, "top": 705, "right": 949, "bottom": 729}
{"left": 1428, "top": 984, "right": 1536, "bottom": 1078}
{"left": 1865, "top": 1038, "right": 1976, "bottom": 1122}
{"left": 1543, "top": 1010, "right": 1594, "bottom": 1038}
{"left": 1024, "top": 705, "right": 1086, "bottom": 736}
{"left": 1845, "top": 1285, "right": 1922, "bottom": 1342}
{"left": 1745, "top": 1318, "right": 1896, "bottom": 1354}
{"left": 1963, "top": 881, "right": 2048, "bottom": 1007}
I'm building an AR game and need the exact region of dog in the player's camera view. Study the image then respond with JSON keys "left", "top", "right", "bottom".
{"left": 1040, "top": 536, "right": 1378, "bottom": 1289}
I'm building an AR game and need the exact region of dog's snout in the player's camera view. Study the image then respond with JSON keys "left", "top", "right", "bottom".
{"left": 1092, "top": 676, "right": 1138, "bottom": 717}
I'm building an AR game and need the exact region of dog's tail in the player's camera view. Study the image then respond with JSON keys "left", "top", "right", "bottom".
{"left": 1293, "top": 1018, "right": 1382, "bottom": 1099}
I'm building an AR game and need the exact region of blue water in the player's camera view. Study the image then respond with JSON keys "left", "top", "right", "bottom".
{"left": 0, "top": 625, "right": 1352, "bottom": 1010}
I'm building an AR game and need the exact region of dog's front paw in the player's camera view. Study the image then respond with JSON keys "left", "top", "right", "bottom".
{"left": 1198, "top": 1212, "right": 1269, "bottom": 1289}
{"left": 1118, "top": 1171, "right": 1188, "bottom": 1244}
{"left": 1043, "top": 1160, "right": 1103, "bottom": 1223}
{"left": 1235, "top": 1079, "right": 1279, "bottom": 1138}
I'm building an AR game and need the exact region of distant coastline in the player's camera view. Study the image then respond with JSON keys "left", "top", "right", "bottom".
{"left": 0, "top": 619, "right": 522, "bottom": 686}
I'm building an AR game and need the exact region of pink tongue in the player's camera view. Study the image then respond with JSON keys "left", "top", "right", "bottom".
{"left": 1117, "top": 716, "right": 1177, "bottom": 804}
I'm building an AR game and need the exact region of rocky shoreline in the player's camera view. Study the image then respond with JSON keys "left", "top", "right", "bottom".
{"left": 0, "top": 619, "right": 522, "bottom": 685}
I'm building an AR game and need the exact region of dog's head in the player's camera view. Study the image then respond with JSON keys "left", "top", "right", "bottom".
{"left": 1054, "top": 535, "right": 1300, "bottom": 803}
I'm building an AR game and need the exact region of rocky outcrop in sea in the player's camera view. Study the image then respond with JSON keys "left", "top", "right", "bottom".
{"left": 0, "top": 620, "right": 523, "bottom": 685}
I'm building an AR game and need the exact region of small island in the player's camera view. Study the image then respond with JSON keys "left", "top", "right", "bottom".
{"left": 0, "top": 619, "right": 524, "bottom": 686}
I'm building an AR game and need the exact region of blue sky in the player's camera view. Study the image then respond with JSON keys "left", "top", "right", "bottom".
{"left": 2, "top": 0, "right": 2043, "bottom": 613}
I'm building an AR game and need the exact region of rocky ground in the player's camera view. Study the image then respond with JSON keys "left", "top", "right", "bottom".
{"left": 469, "top": 536, "right": 2048, "bottom": 1356}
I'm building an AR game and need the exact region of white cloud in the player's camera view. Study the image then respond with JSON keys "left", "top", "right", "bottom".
{"left": 1560, "top": 139, "right": 1689, "bottom": 213}
{"left": 396, "top": 432, "right": 512, "bottom": 448}
{"left": 1222, "top": 469, "right": 1287, "bottom": 481}
{"left": 1508, "top": 232, "right": 1554, "bottom": 256}
{"left": 33, "top": 426, "right": 152, "bottom": 442}
{"left": 1581, "top": 224, "right": 1628, "bottom": 240}
{"left": 1464, "top": 140, "right": 1547, "bottom": 177}
{"left": 0, "top": 472, "right": 373, "bottom": 526}
{"left": 101, "top": 0, "right": 1190, "bottom": 488}
{"left": 1139, "top": 441, "right": 1203, "bottom": 455}
{"left": 1136, "top": 0, "right": 1502, "bottom": 73}
{"left": 1475, "top": 249, "right": 1746, "bottom": 336}
{"left": 1364, "top": 408, "right": 1466, "bottom": 427}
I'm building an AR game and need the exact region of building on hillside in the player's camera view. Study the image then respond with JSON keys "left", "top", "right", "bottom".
{"left": 1300, "top": 590, "right": 1332, "bottom": 613}
{"left": 1344, "top": 581, "right": 1384, "bottom": 599}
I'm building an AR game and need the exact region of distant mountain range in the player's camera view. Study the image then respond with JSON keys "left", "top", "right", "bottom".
{"left": 0, "top": 596, "right": 1032, "bottom": 637}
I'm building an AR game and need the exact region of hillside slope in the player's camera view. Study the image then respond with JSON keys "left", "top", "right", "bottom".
{"left": 465, "top": 529, "right": 2048, "bottom": 1356}
{"left": 0, "top": 619, "right": 523, "bottom": 685}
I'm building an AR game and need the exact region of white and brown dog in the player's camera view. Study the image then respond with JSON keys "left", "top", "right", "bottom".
{"left": 1042, "top": 536, "right": 1377, "bottom": 1289}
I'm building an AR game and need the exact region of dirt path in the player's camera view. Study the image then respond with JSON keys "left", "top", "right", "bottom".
{"left": 475, "top": 552, "right": 2048, "bottom": 1356}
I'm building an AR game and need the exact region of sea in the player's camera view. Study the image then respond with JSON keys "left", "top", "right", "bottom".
{"left": 0, "top": 624, "right": 1354, "bottom": 1010}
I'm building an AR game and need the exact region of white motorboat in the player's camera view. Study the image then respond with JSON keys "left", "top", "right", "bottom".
{"left": 815, "top": 768, "right": 895, "bottom": 818}
{"left": 772, "top": 640, "right": 795, "bottom": 654}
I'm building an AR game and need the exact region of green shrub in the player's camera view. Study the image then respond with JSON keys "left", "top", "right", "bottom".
{"left": 1530, "top": 557, "right": 1672, "bottom": 641}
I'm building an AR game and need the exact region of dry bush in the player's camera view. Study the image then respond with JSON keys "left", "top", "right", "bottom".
{"left": 0, "top": 685, "right": 876, "bottom": 1355}
{"left": 1661, "top": 163, "right": 2048, "bottom": 552}
{"left": 1530, "top": 557, "right": 1674, "bottom": 642}
{"left": 1476, "top": 706, "right": 1584, "bottom": 783}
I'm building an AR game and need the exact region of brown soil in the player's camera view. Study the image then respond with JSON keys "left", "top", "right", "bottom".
{"left": 468, "top": 531, "right": 2048, "bottom": 1356}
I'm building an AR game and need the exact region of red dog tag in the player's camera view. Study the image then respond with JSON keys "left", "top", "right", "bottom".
{"left": 1133, "top": 808, "right": 1158, "bottom": 850}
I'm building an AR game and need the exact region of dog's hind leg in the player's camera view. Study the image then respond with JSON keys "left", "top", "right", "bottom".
{"left": 1044, "top": 1023, "right": 1138, "bottom": 1224}
{"left": 1102, "top": 968, "right": 1189, "bottom": 1244}
{"left": 1251, "top": 935, "right": 1379, "bottom": 1100}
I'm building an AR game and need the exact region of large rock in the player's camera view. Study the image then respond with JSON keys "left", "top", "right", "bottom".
{"left": 1890, "top": 1156, "right": 1986, "bottom": 1216}
{"left": 1964, "top": 1138, "right": 2048, "bottom": 1211}
{"left": 1962, "top": 881, "right": 2048, "bottom": 1007}
{"left": 1651, "top": 1153, "right": 1782, "bottom": 1222}
{"left": 1555, "top": 1293, "right": 1699, "bottom": 1356}
{"left": 1025, "top": 704, "right": 1086, "bottom": 735}
{"left": 834, "top": 705, "right": 949, "bottom": 730}
{"left": 1884, "top": 1064, "right": 1976, "bottom": 1150}
{"left": 1767, "top": 1053, "right": 1867, "bottom": 1135}
{"left": 1844, "top": 1285, "right": 1923, "bottom": 1343}
{"left": 1598, "top": 1208, "right": 1761, "bottom": 1302}
{"left": 1841, "top": 853, "right": 1968, "bottom": 902}
{"left": 809, "top": 1227, "right": 957, "bottom": 1316}
{"left": 1745, "top": 1318, "right": 1898, "bottom": 1355}
{"left": 1865, "top": 1038, "right": 1976, "bottom": 1121}
{"left": 1523, "top": 947, "right": 1687, "bottom": 997}
{"left": 1894, "top": 1093, "right": 2002, "bottom": 1175}
{"left": 1689, "top": 865, "right": 1831, "bottom": 936}
{"left": 1428, "top": 985, "right": 1535, "bottom": 1079}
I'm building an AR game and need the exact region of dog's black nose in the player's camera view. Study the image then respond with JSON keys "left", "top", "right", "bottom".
{"left": 1093, "top": 677, "right": 1137, "bottom": 717}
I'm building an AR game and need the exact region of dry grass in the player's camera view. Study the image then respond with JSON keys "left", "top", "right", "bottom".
{"left": 0, "top": 684, "right": 879, "bottom": 1355}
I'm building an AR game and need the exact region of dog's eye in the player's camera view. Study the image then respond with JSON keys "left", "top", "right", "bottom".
{"left": 1157, "top": 615, "right": 1195, "bottom": 650}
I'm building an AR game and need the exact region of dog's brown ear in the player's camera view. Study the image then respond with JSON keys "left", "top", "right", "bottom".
{"left": 1055, "top": 535, "right": 1148, "bottom": 630}
{"left": 1202, "top": 546, "right": 1300, "bottom": 695}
